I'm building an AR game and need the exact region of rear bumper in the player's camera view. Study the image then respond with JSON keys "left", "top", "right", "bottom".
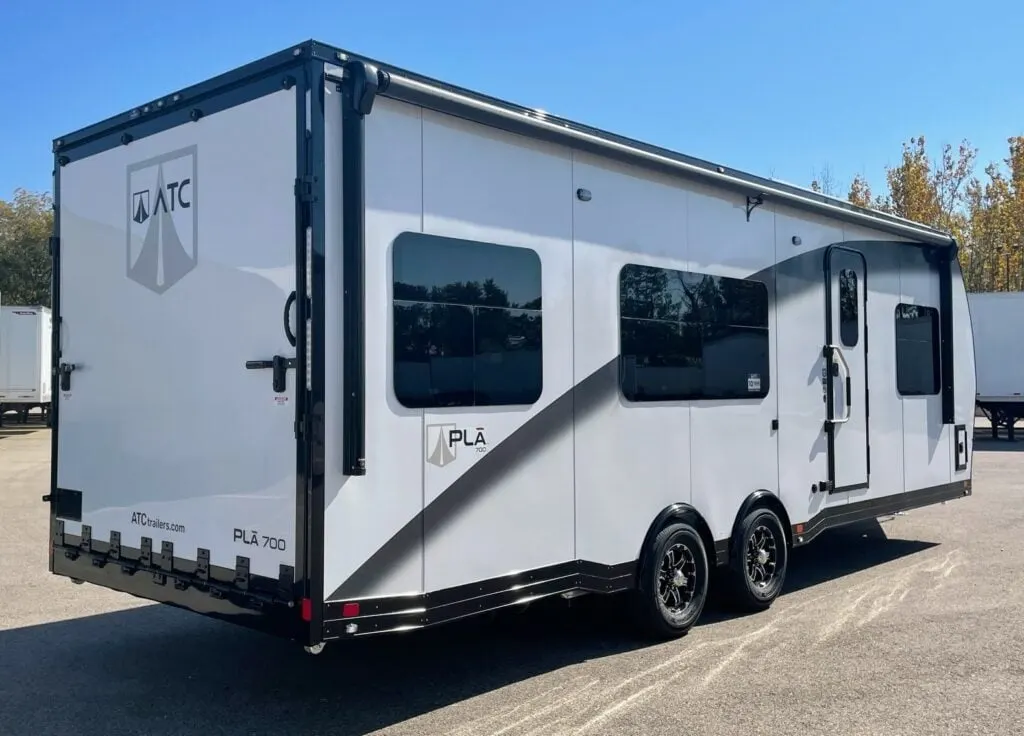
{"left": 49, "top": 520, "right": 307, "bottom": 642}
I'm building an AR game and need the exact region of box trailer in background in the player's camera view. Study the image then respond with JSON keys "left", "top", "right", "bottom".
{"left": 0, "top": 305, "right": 53, "bottom": 425}
{"left": 45, "top": 39, "right": 975, "bottom": 653}
{"left": 969, "top": 290, "right": 1024, "bottom": 440}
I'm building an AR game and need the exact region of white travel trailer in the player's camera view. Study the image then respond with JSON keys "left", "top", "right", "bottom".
{"left": 968, "top": 290, "right": 1024, "bottom": 440}
{"left": 0, "top": 305, "right": 53, "bottom": 425}
{"left": 47, "top": 40, "right": 975, "bottom": 652}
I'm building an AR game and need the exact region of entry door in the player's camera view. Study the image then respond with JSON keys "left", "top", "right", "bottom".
{"left": 824, "top": 246, "right": 869, "bottom": 493}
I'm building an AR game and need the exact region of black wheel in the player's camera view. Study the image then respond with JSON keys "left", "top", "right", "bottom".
{"left": 724, "top": 507, "right": 788, "bottom": 611}
{"left": 631, "top": 521, "right": 709, "bottom": 639}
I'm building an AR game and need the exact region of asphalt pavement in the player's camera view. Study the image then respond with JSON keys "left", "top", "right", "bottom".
{"left": 1, "top": 420, "right": 1022, "bottom": 736}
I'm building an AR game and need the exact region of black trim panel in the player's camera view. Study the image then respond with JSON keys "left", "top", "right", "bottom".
{"left": 50, "top": 525, "right": 304, "bottom": 640}
{"left": 337, "top": 60, "right": 379, "bottom": 477}
{"left": 713, "top": 540, "right": 730, "bottom": 566}
{"left": 323, "top": 560, "right": 636, "bottom": 639}
{"left": 937, "top": 248, "right": 957, "bottom": 425}
{"left": 793, "top": 479, "right": 972, "bottom": 546}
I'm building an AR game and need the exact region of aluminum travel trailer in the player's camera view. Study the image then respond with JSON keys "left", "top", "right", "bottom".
{"left": 46, "top": 40, "right": 975, "bottom": 653}
{"left": 0, "top": 305, "right": 52, "bottom": 425}
{"left": 969, "top": 290, "right": 1024, "bottom": 439}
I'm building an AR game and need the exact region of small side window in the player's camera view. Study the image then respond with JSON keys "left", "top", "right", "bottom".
{"left": 839, "top": 269, "right": 858, "bottom": 347}
{"left": 894, "top": 303, "right": 940, "bottom": 396}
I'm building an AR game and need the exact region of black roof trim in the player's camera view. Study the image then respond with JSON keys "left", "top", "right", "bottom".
{"left": 54, "top": 39, "right": 955, "bottom": 248}
{"left": 52, "top": 43, "right": 313, "bottom": 155}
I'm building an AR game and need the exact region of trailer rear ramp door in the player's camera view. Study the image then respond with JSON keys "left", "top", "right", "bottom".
{"left": 50, "top": 84, "right": 307, "bottom": 638}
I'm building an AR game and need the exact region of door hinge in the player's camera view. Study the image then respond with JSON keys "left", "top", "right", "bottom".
{"left": 49, "top": 236, "right": 59, "bottom": 257}
{"left": 294, "top": 175, "right": 318, "bottom": 204}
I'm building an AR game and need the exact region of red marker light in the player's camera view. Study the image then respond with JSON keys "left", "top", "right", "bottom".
{"left": 300, "top": 598, "right": 312, "bottom": 622}
{"left": 342, "top": 602, "right": 360, "bottom": 618}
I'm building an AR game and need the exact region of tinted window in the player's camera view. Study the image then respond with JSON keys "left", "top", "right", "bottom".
{"left": 839, "top": 269, "right": 858, "bottom": 347}
{"left": 619, "top": 264, "right": 770, "bottom": 401}
{"left": 392, "top": 232, "right": 542, "bottom": 408}
{"left": 895, "top": 303, "right": 940, "bottom": 395}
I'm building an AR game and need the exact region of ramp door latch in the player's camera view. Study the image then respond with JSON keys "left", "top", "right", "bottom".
{"left": 245, "top": 355, "right": 296, "bottom": 393}
{"left": 58, "top": 362, "right": 77, "bottom": 391}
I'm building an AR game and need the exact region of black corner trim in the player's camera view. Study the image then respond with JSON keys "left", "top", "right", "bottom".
{"left": 304, "top": 57, "right": 329, "bottom": 648}
{"left": 338, "top": 60, "right": 373, "bottom": 477}
{"left": 48, "top": 150, "right": 63, "bottom": 576}
{"left": 793, "top": 479, "right": 971, "bottom": 546}
{"left": 322, "top": 559, "right": 636, "bottom": 639}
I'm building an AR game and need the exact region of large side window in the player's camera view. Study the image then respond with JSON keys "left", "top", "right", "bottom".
{"left": 392, "top": 232, "right": 543, "bottom": 409}
{"left": 894, "top": 303, "right": 940, "bottom": 396}
{"left": 619, "top": 264, "right": 770, "bottom": 402}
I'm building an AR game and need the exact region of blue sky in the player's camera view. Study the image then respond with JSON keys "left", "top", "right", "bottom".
{"left": 2, "top": 0, "right": 1021, "bottom": 201}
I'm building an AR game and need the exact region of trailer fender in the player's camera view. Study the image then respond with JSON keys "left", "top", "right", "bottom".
{"left": 729, "top": 490, "right": 794, "bottom": 560}
{"left": 636, "top": 504, "right": 717, "bottom": 586}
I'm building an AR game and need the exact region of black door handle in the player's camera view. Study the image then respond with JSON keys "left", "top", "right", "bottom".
{"left": 58, "top": 362, "right": 77, "bottom": 391}
{"left": 246, "top": 355, "right": 296, "bottom": 393}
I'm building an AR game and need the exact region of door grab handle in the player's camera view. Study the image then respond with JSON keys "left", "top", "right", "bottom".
{"left": 824, "top": 344, "right": 852, "bottom": 426}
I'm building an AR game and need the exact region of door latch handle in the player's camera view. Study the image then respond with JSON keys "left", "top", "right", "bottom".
{"left": 245, "top": 355, "right": 296, "bottom": 393}
{"left": 58, "top": 362, "right": 77, "bottom": 391}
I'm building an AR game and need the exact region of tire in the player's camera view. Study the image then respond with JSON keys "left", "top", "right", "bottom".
{"left": 724, "top": 507, "right": 788, "bottom": 611}
{"left": 631, "top": 521, "right": 709, "bottom": 639}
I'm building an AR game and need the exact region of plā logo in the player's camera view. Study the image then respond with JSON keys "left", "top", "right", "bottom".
{"left": 425, "top": 424, "right": 488, "bottom": 467}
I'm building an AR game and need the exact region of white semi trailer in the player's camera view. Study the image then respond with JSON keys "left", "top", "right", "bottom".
{"left": 969, "top": 290, "right": 1024, "bottom": 440}
{"left": 0, "top": 305, "right": 52, "bottom": 426}
{"left": 45, "top": 40, "right": 976, "bottom": 653}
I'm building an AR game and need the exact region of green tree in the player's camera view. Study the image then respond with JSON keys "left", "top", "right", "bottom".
{"left": 965, "top": 136, "right": 1024, "bottom": 291}
{"left": 0, "top": 188, "right": 53, "bottom": 306}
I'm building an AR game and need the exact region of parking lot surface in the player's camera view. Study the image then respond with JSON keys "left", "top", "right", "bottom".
{"left": 2, "top": 422, "right": 1023, "bottom": 736}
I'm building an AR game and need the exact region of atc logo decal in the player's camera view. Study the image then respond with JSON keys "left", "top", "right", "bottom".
{"left": 425, "top": 424, "right": 457, "bottom": 467}
{"left": 126, "top": 145, "right": 198, "bottom": 294}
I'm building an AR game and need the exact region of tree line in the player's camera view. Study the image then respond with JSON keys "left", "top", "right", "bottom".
{"left": 810, "top": 135, "right": 1024, "bottom": 292}
{"left": 2, "top": 133, "right": 1021, "bottom": 306}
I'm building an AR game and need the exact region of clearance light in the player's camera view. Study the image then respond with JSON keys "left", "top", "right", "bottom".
{"left": 342, "top": 602, "right": 360, "bottom": 618}
{"left": 300, "top": 598, "right": 312, "bottom": 622}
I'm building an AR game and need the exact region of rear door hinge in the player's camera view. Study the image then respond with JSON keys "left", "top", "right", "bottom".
{"left": 49, "top": 235, "right": 59, "bottom": 257}
{"left": 294, "top": 175, "right": 317, "bottom": 204}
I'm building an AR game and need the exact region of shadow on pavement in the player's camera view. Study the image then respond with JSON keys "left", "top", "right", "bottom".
{"left": 0, "top": 425, "right": 46, "bottom": 441}
{"left": 0, "top": 522, "right": 940, "bottom": 736}
{"left": 972, "top": 436, "right": 1024, "bottom": 452}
